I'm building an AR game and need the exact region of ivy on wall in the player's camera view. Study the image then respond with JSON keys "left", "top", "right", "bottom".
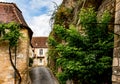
{"left": 0, "top": 22, "right": 22, "bottom": 84}
{"left": 0, "top": 22, "right": 22, "bottom": 47}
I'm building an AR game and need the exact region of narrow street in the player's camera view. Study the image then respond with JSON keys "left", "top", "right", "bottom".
{"left": 29, "top": 66, "right": 59, "bottom": 84}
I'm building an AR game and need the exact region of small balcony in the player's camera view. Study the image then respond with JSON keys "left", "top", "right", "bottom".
{"left": 36, "top": 55, "right": 45, "bottom": 58}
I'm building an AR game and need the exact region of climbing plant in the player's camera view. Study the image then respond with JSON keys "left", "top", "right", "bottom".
{"left": 0, "top": 22, "right": 22, "bottom": 46}
{"left": 51, "top": 5, "right": 73, "bottom": 28}
{"left": 48, "top": 7, "right": 113, "bottom": 84}
{"left": 0, "top": 22, "right": 22, "bottom": 84}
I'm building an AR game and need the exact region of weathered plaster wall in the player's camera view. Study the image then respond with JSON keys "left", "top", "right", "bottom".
{"left": 32, "top": 48, "right": 48, "bottom": 66}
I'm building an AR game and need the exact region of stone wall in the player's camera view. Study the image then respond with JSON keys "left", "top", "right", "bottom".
{"left": 112, "top": 0, "right": 120, "bottom": 83}
{"left": 97, "top": 0, "right": 115, "bottom": 22}
{"left": 0, "top": 28, "right": 31, "bottom": 84}
{"left": 95, "top": 0, "right": 120, "bottom": 83}
{"left": 0, "top": 42, "right": 13, "bottom": 84}
{"left": 50, "top": 0, "right": 120, "bottom": 83}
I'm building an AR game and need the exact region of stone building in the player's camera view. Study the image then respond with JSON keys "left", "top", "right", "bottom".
{"left": 31, "top": 37, "right": 48, "bottom": 66}
{"left": 0, "top": 2, "right": 33, "bottom": 84}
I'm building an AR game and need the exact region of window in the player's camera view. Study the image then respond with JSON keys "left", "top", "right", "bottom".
{"left": 39, "top": 49, "right": 43, "bottom": 55}
{"left": 40, "top": 59, "right": 42, "bottom": 63}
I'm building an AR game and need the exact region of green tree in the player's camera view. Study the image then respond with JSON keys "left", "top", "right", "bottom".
{"left": 48, "top": 7, "right": 113, "bottom": 84}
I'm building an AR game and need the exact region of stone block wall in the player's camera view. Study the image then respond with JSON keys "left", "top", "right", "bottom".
{"left": 0, "top": 28, "right": 31, "bottom": 84}
{"left": 0, "top": 42, "right": 14, "bottom": 84}
{"left": 112, "top": 0, "right": 120, "bottom": 83}
{"left": 17, "top": 28, "right": 31, "bottom": 84}
{"left": 96, "top": 0, "right": 120, "bottom": 83}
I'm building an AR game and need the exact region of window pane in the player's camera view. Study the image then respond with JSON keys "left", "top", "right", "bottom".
{"left": 39, "top": 49, "right": 43, "bottom": 55}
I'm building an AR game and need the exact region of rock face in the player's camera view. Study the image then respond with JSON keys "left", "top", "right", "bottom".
{"left": 0, "top": 2, "right": 32, "bottom": 84}
{"left": 49, "top": 0, "right": 120, "bottom": 83}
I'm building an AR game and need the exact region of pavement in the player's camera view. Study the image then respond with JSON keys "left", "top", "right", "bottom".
{"left": 29, "top": 66, "right": 59, "bottom": 84}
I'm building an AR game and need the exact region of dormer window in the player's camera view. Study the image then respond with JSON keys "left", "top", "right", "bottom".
{"left": 35, "top": 43, "right": 38, "bottom": 46}
{"left": 45, "top": 42, "right": 48, "bottom": 46}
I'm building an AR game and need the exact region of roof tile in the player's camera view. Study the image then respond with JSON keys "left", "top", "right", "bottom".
{"left": 0, "top": 2, "right": 27, "bottom": 26}
{"left": 31, "top": 37, "right": 48, "bottom": 48}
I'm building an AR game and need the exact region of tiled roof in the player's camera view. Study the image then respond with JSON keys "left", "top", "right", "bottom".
{"left": 31, "top": 37, "right": 48, "bottom": 48}
{"left": 0, "top": 2, "right": 33, "bottom": 39}
{"left": 0, "top": 2, "right": 27, "bottom": 26}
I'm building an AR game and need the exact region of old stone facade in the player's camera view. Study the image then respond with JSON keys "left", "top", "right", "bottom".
{"left": 0, "top": 2, "right": 32, "bottom": 84}
{"left": 97, "top": 0, "right": 120, "bottom": 83}
{"left": 31, "top": 37, "right": 48, "bottom": 66}
{"left": 112, "top": 0, "right": 120, "bottom": 83}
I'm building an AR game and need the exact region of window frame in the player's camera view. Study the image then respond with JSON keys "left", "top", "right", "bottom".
{"left": 39, "top": 48, "right": 43, "bottom": 56}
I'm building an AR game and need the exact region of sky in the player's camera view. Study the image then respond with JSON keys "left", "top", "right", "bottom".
{"left": 0, "top": 0, "right": 63, "bottom": 36}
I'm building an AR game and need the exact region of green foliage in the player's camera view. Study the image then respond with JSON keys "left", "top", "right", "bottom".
{"left": 51, "top": 5, "right": 73, "bottom": 26}
{"left": 48, "top": 36, "right": 58, "bottom": 46}
{"left": 0, "top": 22, "right": 22, "bottom": 84}
{"left": 29, "top": 57, "right": 33, "bottom": 67}
{"left": 79, "top": 7, "right": 97, "bottom": 24}
{"left": 0, "top": 22, "right": 22, "bottom": 47}
{"left": 48, "top": 7, "right": 113, "bottom": 84}
{"left": 56, "top": 72, "right": 68, "bottom": 84}
{"left": 99, "top": 10, "right": 111, "bottom": 24}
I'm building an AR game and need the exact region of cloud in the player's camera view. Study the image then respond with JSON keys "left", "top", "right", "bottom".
{"left": 29, "top": 0, "right": 62, "bottom": 9}
{"left": 28, "top": 14, "right": 51, "bottom": 36}
{"left": 30, "top": 0, "right": 51, "bottom": 9}
{"left": 28, "top": 0, "right": 63, "bottom": 36}
{"left": 29, "top": 0, "right": 63, "bottom": 15}
{"left": 0, "top": 0, "right": 63, "bottom": 36}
